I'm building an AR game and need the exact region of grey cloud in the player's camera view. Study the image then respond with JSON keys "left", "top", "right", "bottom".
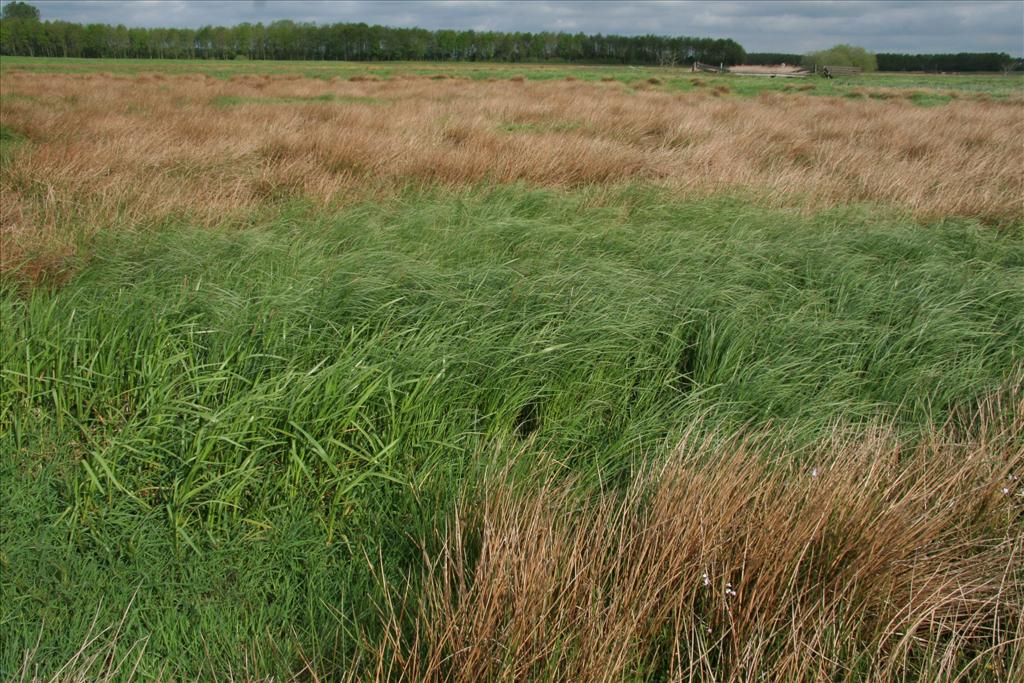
{"left": 10, "top": 1, "right": 1024, "bottom": 54}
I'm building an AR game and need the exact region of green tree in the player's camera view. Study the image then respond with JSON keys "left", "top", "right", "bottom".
{"left": 803, "top": 44, "right": 878, "bottom": 72}
{"left": 1, "top": 1, "right": 40, "bottom": 21}
{"left": 0, "top": 10, "right": 750, "bottom": 66}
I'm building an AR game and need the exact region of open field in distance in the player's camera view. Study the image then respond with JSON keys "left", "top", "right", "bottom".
{"left": 2, "top": 60, "right": 1022, "bottom": 279}
{"left": 3, "top": 56, "right": 1024, "bottom": 96}
{"left": 2, "top": 58, "right": 1023, "bottom": 681}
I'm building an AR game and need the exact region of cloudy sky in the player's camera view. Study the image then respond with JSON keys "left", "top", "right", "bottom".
{"left": 11, "top": 1, "right": 1024, "bottom": 54}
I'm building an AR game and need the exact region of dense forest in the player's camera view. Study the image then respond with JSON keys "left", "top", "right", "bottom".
{"left": 0, "top": 3, "right": 746, "bottom": 65}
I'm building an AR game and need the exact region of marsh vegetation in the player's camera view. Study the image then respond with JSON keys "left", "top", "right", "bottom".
{"left": 2, "top": 59, "right": 1022, "bottom": 681}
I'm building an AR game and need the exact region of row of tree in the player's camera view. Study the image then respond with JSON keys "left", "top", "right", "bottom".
{"left": 0, "top": 9, "right": 746, "bottom": 64}
{"left": 876, "top": 52, "right": 1019, "bottom": 73}
{"left": 800, "top": 46, "right": 1020, "bottom": 74}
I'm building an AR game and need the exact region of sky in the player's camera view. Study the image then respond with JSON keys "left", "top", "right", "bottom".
{"left": 8, "top": 1, "right": 1024, "bottom": 55}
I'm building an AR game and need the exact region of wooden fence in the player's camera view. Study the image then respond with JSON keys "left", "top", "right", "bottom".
{"left": 821, "top": 66, "right": 863, "bottom": 78}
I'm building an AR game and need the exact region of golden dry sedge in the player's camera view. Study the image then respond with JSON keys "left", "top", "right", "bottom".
{"left": 1, "top": 70, "right": 1023, "bottom": 274}
{"left": 370, "top": 396, "right": 1024, "bottom": 682}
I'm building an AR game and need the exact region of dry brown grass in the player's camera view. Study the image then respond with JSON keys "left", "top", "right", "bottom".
{"left": 2, "top": 71, "right": 1022, "bottom": 274}
{"left": 367, "top": 401, "right": 1024, "bottom": 682}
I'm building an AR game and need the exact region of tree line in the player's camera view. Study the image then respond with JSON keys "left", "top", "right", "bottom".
{"left": 747, "top": 49, "right": 1016, "bottom": 73}
{"left": 876, "top": 52, "right": 1019, "bottom": 73}
{"left": 1, "top": 2, "right": 1016, "bottom": 72}
{"left": 0, "top": 3, "right": 746, "bottom": 65}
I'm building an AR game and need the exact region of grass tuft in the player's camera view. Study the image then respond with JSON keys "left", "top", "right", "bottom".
{"left": 372, "top": 401, "right": 1023, "bottom": 681}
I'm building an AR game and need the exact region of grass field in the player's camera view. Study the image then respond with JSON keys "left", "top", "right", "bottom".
{"left": 2, "top": 59, "right": 1023, "bottom": 681}
{"left": 3, "top": 56, "right": 1023, "bottom": 97}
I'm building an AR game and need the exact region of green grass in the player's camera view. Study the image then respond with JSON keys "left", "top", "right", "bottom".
{"left": 3, "top": 56, "right": 1022, "bottom": 101}
{"left": 2, "top": 186, "right": 1022, "bottom": 678}
{"left": 0, "top": 123, "right": 28, "bottom": 146}
{"left": 0, "top": 123, "right": 29, "bottom": 165}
